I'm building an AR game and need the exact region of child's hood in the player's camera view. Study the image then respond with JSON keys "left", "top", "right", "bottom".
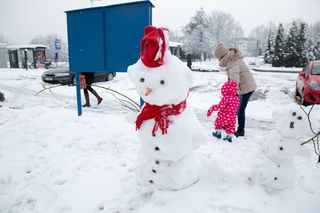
{"left": 221, "top": 80, "right": 238, "bottom": 96}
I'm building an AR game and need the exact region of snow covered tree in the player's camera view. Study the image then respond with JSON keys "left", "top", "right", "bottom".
{"left": 181, "top": 8, "right": 212, "bottom": 61}
{"left": 208, "top": 11, "right": 244, "bottom": 48}
{"left": 249, "top": 22, "right": 277, "bottom": 54}
{"left": 284, "top": 21, "right": 299, "bottom": 67}
{"left": 30, "top": 34, "right": 68, "bottom": 62}
{"left": 310, "top": 21, "right": 320, "bottom": 46}
{"left": 272, "top": 23, "right": 285, "bottom": 67}
{"left": 264, "top": 31, "right": 274, "bottom": 64}
{"left": 306, "top": 38, "right": 315, "bottom": 61}
{"left": 296, "top": 22, "right": 308, "bottom": 67}
{"left": 314, "top": 40, "right": 320, "bottom": 60}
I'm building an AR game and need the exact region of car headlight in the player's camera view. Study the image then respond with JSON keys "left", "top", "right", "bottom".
{"left": 310, "top": 81, "right": 320, "bottom": 91}
{"left": 55, "top": 73, "right": 70, "bottom": 77}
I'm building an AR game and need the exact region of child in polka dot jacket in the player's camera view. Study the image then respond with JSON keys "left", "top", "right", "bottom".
{"left": 207, "top": 80, "right": 240, "bottom": 142}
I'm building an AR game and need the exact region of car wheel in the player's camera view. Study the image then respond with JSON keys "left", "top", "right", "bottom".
{"left": 301, "top": 90, "right": 309, "bottom": 106}
{"left": 71, "top": 76, "right": 75, "bottom": 85}
{"left": 295, "top": 88, "right": 300, "bottom": 97}
{"left": 106, "top": 73, "right": 114, "bottom": 81}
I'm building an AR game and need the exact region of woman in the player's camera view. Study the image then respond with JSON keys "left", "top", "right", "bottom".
{"left": 214, "top": 43, "right": 257, "bottom": 137}
{"left": 82, "top": 72, "right": 103, "bottom": 107}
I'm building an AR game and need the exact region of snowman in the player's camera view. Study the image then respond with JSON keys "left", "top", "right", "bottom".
{"left": 249, "top": 106, "right": 310, "bottom": 193}
{"left": 127, "top": 26, "right": 207, "bottom": 191}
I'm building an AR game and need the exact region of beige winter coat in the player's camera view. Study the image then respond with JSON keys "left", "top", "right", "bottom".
{"left": 219, "top": 48, "right": 257, "bottom": 95}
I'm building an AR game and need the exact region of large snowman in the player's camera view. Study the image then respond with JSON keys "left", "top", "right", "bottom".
{"left": 127, "top": 26, "right": 207, "bottom": 191}
{"left": 249, "top": 106, "right": 310, "bottom": 193}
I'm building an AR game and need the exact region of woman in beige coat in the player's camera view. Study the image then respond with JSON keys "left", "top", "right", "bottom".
{"left": 214, "top": 43, "right": 257, "bottom": 137}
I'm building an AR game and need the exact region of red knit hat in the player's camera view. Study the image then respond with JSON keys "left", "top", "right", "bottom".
{"left": 140, "top": 26, "right": 169, "bottom": 68}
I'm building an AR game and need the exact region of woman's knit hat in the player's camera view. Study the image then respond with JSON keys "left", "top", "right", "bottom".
{"left": 214, "top": 43, "right": 229, "bottom": 60}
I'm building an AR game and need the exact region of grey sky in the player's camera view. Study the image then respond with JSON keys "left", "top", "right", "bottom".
{"left": 1, "top": 0, "right": 320, "bottom": 44}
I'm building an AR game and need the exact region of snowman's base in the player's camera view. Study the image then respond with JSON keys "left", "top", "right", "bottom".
{"left": 136, "top": 152, "right": 200, "bottom": 191}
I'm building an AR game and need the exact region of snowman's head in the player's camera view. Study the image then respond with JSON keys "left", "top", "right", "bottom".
{"left": 127, "top": 25, "right": 193, "bottom": 105}
{"left": 273, "top": 107, "right": 310, "bottom": 138}
{"left": 128, "top": 53, "right": 194, "bottom": 105}
{"left": 263, "top": 132, "right": 307, "bottom": 161}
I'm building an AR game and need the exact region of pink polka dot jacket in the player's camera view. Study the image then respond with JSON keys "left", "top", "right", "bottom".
{"left": 207, "top": 80, "right": 240, "bottom": 135}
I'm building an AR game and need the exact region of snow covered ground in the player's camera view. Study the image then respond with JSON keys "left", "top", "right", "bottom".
{"left": 0, "top": 67, "right": 320, "bottom": 213}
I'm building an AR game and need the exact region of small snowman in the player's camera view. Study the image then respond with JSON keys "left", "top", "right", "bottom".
{"left": 249, "top": 106, "right": 310, "bottom": 193}
{"left": 127, "top": 26, "right": 207, "bottom": 191}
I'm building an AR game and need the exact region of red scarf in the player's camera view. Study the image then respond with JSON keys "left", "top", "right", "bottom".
{"left": 136, "top": 100, "right": 187, "bottom": 136}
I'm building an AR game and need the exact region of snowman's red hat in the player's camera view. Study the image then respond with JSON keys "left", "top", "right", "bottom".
{"left": 140, "top": 25, "right": 169, "bottom": 68}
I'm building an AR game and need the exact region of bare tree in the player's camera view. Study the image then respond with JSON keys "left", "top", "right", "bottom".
{"left": 0, "top": 34, "right": 8, "bottom": 43}
{"left": 181, "top": 8, "right": 213, "bottom": 61}
{"left": 249, "top": 22, "right": 277, "bottom": 54}
{"left": 299, "top": 105, "right": 320, "bottom": 163}
{"left": 29, "top": 34, "right": 68, "bottom": 62}
{"left": 208, "top": 11, "right": 244, "bottom": 48}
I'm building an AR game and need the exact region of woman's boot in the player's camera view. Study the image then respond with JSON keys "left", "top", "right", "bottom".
{"left": 91, "top": 90, "right": 103, "bottom": 105}
{"left": 82, "top": 93, "right": 90, "bottom": 107}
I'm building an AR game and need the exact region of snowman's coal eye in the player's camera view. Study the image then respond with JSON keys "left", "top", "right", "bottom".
{"left": 160, "top": 80, "right": 165, "bottom": 85}
{"left": 140, "top": 78, "right": 145, "bottom": 83}
{"left": 274, "top": 177, "right": 278, "bottom": 180}
{"left": 279, "top": 146, "right": 284, "bottom": 151}
{"left": 297, "top": 116, "right": 302, "bottom": 120}
{"left": 292, "top": 112, "right": 296, "bottom": 116}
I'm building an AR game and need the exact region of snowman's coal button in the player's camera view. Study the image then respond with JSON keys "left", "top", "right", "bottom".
{"left": 149, "top": 180, "right": 154, "bottom": 184}
{"left": 152, "top": 169, "right": 157, "bottom": 173}
{"left": 152, "top": 133, "right": 156, "bottom": 137}
{"left": 155, "top": 160, "right": 160, "bottom": 164}
{"left": 155, "top": 147, "right": 160, "bottom": 151}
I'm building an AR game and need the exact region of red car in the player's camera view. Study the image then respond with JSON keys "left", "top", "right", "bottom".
{"left": 295, "top": 60, "right": 320, "bottom": 106}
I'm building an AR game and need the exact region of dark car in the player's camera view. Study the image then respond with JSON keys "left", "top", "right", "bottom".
{"left": 295, "top": 60, "right": 320, "bottom": 106}
{"left": 41, "top": 67, "right": 116, "bottom": 85}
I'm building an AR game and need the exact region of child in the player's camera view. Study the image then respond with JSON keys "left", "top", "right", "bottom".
{"left": 207, "top": 80, "right": 240, "bottom": 142}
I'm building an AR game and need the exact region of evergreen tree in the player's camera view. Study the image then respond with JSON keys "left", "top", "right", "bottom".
{"left": 306, "top": 38, "right": 315, "bottom": 61}
{"left": 272, "top": 23, "right": 285, "bottom": 67}
{"left": 263, "top": 30, "right": 274, "bottom": 64}
{"left": 284, "top": 21, "right": 299, "bottom": 67}
{"left": 296, "top": 22, "right": 308, "bottom": 67}
{"left": 314, "top": 40, "right": 320, "bottom": 60}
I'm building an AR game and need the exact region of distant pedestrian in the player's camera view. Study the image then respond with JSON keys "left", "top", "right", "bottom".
{"left": 207, "top": 80, "right": 240, "bottom": 142}
{"left": 187, "top": 54, "right": 192, "bottom": 69}
{"left": 0, "top": 91, "right": 5, "bottom": 102}
{"left": 214, "top": 43, "right": 257, "bottom": 137}
{"left": 82, "top": 72, "right": 103, "bottom": 107}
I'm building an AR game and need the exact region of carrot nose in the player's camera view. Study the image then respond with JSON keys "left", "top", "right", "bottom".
{"left": 145, "top": 87, "right": 153, "bottom": 96}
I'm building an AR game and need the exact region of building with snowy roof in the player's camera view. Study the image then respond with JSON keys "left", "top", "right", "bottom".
{"left": 7, "top": 44, "right": 50, "bottom": 69}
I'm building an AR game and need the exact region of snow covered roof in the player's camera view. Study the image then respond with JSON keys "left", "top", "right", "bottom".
{"left": 169, "top": 41, "right": 183, "bottom": 47}
{"left": 7, "top": 44, "right": 49, "bottom": 50}
{"left": 0, "top": 43, "right": 7, "bottom": 47}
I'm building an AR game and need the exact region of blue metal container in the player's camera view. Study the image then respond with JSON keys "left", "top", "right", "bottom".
{"left": 66, "top": 1, "right": 153, "bottom": 115}
{"left": 66, "top": 1, "right": 153, "bottom": 72}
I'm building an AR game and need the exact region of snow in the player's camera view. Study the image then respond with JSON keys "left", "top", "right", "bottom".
{"left": 7, "top": 45, "right": 49, "bottom": 50}
{"left": 0, "top": 65, "right": 320, "bottom": 213}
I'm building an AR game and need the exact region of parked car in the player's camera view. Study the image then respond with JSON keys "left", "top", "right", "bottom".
{"left": 295, "top": 60, "right": 320, "bottom": 106}
{"left": 42, "top": 67, "right": 116, "bottom": 85}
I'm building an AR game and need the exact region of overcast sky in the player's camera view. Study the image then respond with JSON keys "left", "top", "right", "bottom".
{"left": 1, "top": 0, "right": 320, "bottom": 44}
